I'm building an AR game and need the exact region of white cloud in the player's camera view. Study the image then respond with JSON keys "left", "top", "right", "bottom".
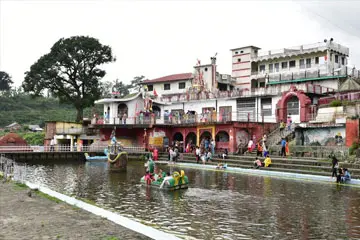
{"left": 1, "top": 0, "right": 359, "bottom": 87}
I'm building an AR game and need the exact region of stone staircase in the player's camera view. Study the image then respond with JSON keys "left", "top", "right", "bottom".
{"left": 266, "top": 125, "right": 296, "bottom": 145}
{"left": 155, "top": 152, "right": 360, "bottom": 179}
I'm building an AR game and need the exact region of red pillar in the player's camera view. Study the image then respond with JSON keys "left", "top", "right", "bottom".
{"left": 346, "top": 119, "right": 359, "bottom": 147}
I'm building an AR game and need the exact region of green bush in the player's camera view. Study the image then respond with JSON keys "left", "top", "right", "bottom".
{"left": 20, "top": 132, "right": 45, "bottom": 145}
{"left": 330, "top": 100, "right": 342, "bottom": 107}
{"left": 349, "top": 141, "right": 359, "bottom": 155}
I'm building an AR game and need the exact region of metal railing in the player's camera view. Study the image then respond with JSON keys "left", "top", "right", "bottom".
{"left": 0, "top": 145, "right": 145, "bottom": 153}
{"left": 318, "top": 91, "right": 360, "bottom": 105}
{"left": 255, "top": 41, "right": 349, "bottom": 59}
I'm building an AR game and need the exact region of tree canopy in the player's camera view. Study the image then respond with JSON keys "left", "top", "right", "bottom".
{"left": 0, "top": 71, "right": 13, "bottom": 91}
{"left": 22, "top": 36, "right": 115, "bottom": 122}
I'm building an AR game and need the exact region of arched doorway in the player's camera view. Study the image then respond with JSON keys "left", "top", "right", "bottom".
{"left": 173, "top": 132, "right": 184, "bottom": 151}
{"left": 152, "top": 105, "right": 161, "bottom": 119}
{"left": 200, "top": 131, "right": 212, "bottom": 142}
{"left": 215, "top": 131, "right": 230, "bottom": 142}
{"left": 185, "top": 132, "right": 196, "bottom": 145}
{"left": 117, "top": 103, "right": 128, "bottom": 117}
{"left": 286, "top": 95, "right": 300, "bottom": 122}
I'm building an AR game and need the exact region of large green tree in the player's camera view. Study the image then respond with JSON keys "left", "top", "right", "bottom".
{"left": 130, "top": 75, "right": 145, "bottom": 90}
{"left": 22, "top": 36, "right": 115, "bottom": 122}
{"left": 0, "top": 71, "right": 13, "bottom": 91}
{"left": 113, "top": 79, "right": 130, "bottom": 97}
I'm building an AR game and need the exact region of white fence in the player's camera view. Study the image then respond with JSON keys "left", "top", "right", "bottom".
{"left": 0, "top": 145, "right": 145, "bottom": 153}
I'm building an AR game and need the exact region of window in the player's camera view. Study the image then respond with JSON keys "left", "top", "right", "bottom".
{"left": 235, "top": 51, "right": 238, "bottom": 54}
{"left": 281, "top": 62, "right": 288, "bottom": 69}
{"left": 330, "top": 53, "right": 332, "bottom": 61}
{"left": 259, "top": 65, "right": 265, "bottom": 72}
{"left": 254, "top": 50, "right": 258, "bottom": 54}
{"left": 289, "top": 60, "right": 296, "bottom": 68}
{"left": 219, "top": 106, "right": 232, "bottom": 121}
{"left": 341, "top": 57, "right": 345, "bottom": 65}
{"left": 164, "top": 83, "right": 170, "bottom": 90}
{"left": 299, "top": 59, "right": 305, "bottom": 69}
{"left": 274, "top": 63, "right": 279, "bottom": 72}
{"left": 335, "top": 55, "right": 339, "bottom": 63}
{"left": 287, "top": 96, "right": 299, "bottom": 115}
{"left": 147, "top": 85, "right": 153, "bottom": 91}
{"left": 306, "top": 58, "right": 311, "bottom": 68}
{"left": 269, "top": 64, "right": 274, "bottom": 73}
{"left": 237, "top": 58, "right": 241, "bottom": 62}
{"left": 261, "top": 98, "right": 272, "bottom": 116}
{"left": 315, "top": 57, "right": 319, "bottom": 64}
{"left": 240, "top": 50, "right": 244, "bottom": 53}
{"left": 204, "top": 67, "right": 208, "bottom": 71}
{"left": 178, "top": 82, "right": 186, "bottom": 89}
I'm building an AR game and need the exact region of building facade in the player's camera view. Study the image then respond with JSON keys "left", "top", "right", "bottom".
{"left": 91, "top": 40, "right": 359, "bottom": 152}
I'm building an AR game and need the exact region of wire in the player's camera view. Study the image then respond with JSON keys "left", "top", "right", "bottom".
{"left": 295, "top": 1, "right": 360, "bottom": 40}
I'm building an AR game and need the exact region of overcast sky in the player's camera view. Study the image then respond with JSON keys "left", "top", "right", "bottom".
{"left": 1, "top": 0, "right": 360, "bottom": 87}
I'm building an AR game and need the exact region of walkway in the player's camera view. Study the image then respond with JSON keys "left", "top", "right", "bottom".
{"left": 0, "top": 182, "right": 150, "bottom": 240}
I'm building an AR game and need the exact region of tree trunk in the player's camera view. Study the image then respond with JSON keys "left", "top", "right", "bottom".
{"left": 76, "top": 107, "right": 83, "bottom": 122}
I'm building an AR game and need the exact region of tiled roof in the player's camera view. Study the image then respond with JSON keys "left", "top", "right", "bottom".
{"left": 143, "top": 73, "right": 193, "bottom": 84}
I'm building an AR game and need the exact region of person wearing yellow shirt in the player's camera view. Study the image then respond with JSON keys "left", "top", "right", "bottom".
{"left": 263, "top": 155, "right": 272, "bottom": 167}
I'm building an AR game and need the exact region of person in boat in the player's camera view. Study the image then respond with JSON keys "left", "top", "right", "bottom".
{"left": 160, "top": 172, "right": 173, "bottom": 189}
{"left": 263, "top": 155, "right": 272, "bottom": 167}
{"left": 145, "top": 157, "right": 155, "bottom": 174}
{"left": 144, "top": 171, "right": 154, "bottom": 185}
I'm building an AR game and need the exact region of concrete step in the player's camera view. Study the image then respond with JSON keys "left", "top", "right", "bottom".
{"left": 171, "top": 159, "right": 360, "bottom": 179}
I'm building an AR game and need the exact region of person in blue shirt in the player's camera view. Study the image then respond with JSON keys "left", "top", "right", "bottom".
{"left": 281, "top": 138, "right": 286, "bottom": 157}
{"left": 341, "top": 168, "right": 351, "bottom": 183}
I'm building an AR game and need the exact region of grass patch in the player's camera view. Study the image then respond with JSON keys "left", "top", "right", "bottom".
{"left": 103, "top": 236, "right": 120, "bottom": 240}
{"left": 35, "top": 190, "right": 62, "bottom": 203}
{"left": 13, "top": 182, "right": 28, "bottom": 189}
{"left": 76, "top": 197, "right": 97, "bottom": 206}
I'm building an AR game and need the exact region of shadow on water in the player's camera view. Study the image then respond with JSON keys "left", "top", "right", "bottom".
{"left": 22, "top": 160, "right": 360, "bottom": 240}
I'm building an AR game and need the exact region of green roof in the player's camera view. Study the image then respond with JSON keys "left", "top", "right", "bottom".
{"left": 267, "top": 75, "right": 347, "bottom": 85}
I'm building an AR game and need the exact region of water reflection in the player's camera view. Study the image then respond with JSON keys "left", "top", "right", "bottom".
{"left": 23, "top": 161, "right": 360, "bottom": 239}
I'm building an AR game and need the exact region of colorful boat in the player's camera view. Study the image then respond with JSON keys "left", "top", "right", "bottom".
{"left": 84, "top": 149, "right": 108, "bottom": 161}
{"left": 84, "top": 147, "right": 128, "bottom": 171}
{"left": 140, "top": 170, "right": 189, "bottom": 190}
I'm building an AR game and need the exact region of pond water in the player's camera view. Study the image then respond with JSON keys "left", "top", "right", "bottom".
{"left": 21, "top": 160, "right": 360, "bottom": 240}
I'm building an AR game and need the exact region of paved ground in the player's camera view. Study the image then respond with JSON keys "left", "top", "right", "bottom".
{"left": 0, "top": 182, "right": 151, "bottom": 240}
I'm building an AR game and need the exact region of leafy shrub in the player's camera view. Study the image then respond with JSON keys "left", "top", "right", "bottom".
{"left": 349, "top": 141, "right": 359, "bottom": 155}
{"left": 330, "top": 100, "right": 342, "bottom": 107}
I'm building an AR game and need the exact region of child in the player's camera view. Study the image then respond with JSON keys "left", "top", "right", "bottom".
{"left": 263, "top": 155, "right": 272, "bottom": 167}
{"left": 254, "top": 157, "right": 262, "bottom": 169}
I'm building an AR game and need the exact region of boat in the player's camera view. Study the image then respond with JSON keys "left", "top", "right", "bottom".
{"left": 84, "top": 146, "right": 128, "bottom": 171}
{"left": 140, "top": 170, "right": 189, "bottom": 190}
{"left": 84, "top": 149, "right": 108, "bottom": 161}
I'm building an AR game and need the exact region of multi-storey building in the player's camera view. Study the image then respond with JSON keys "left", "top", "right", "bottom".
{"left": 91, "top": 40, "right": 359, "bottom": 152}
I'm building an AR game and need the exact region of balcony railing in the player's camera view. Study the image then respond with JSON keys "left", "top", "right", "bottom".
{"left": 318, "top": 91, "right": 360, "bottom": 105}
{"left": 93, "top": 111, "right": 279, "bottom": 126}
{"left": 252, "top": 65, "right": 359, "bottom": 83}
{"left": 254, "top": 41, "right": 349, "bottom": 61}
